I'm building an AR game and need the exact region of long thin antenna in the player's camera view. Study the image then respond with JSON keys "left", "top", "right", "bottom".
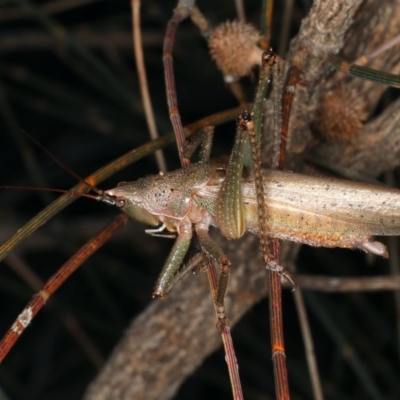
{"left": 0, "top": 185, "right": 114, "bottom": 204}
{"left": 22, "top": 130, "right": 102, "bottom": 195}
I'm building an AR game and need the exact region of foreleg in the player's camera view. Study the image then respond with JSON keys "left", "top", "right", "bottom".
{"left": 152, "top": 221, "right": 193, "bottom": 297}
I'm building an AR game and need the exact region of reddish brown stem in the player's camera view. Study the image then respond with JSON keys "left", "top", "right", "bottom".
{"left": 268, "top": 242, "right": 290, "bottom": 400}
{"left": 267, "top": 52, "right": 301, "bottom": 400}
{"left": 163, "top": 5, "right": 192, "bottom": 167}
{"left": 206, "top": 259, "right": 243, "bottom": 400}
{"left": 0, "top": 214, "right": 129, "bottom": 364}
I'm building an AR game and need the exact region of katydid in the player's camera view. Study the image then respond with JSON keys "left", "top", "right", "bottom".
{"left": 101, "top": 48, "right": 400, "bottom": 311}
{"left": 103, "top": 113, "right": 399, "bottom": 300}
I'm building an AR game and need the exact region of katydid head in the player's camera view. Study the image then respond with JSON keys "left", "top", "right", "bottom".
{"left": 104, "top": 181, "right": 160, "bottom": 227}
{"left": 104, "top": 163, "right": 215, "bottom": 226}
{"left": 104, "top": 165, "right": 208, "bottom": 222}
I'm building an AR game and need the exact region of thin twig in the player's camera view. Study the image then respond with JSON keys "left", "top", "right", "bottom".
{"left": 259, "top": 0, "right": 273, "bottom": 49}
{"left": 4, "top": 253, "right": 104, "bottom": 368}
{"left": 293, "top": 289, "right": 324, "bottom": 400}
{"left": 304, "top": 291, "right": 383, "bottom": 399}
{"left": 234, "top": 0, "right": 246, "bottom": 23}
{"left": 163, "top": 0, "right": 195, "bottom": 166}
{"left": 277, "top": 0, "right": 293, "bottom": 57}
{"left": 206, "top": 260, "right": 243, "bottom": 400}
{"left": 294, "top": 274, "right": 400, "bottom": 292}
{"left": 0, "top": 214, "right": 129, "bottom": 364}
{"left": 131, "top": 0, "right": 167, "bottom": 173}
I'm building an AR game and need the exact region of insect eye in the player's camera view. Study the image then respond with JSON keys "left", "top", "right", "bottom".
{"left": 115, "top": 198, "right": 125, "bottom": 208}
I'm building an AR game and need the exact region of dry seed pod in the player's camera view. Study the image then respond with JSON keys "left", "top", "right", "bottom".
{"left": 208, "top": 20, "right": 263, "bottom": 82}
{"left": 314, "top": 86, "right": 367, "bottom": 142}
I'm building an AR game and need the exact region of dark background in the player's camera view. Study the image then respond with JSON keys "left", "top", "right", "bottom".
{"left": 0, "top": 1, "right": 399, "bottom": 399}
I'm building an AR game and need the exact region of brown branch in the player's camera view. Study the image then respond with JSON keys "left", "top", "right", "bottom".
{"left": 84, "top": 234, "right": 265, "bottom": 399}
{"left": 284, "top": 0, "right": 364, "bottom": 163}
{"left": 294, "top": 274, "right": 400, "bottom": 292}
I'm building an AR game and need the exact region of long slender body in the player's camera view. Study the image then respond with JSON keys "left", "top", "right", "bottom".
{"left": 104, "top": 161, "right": 400, "bottom": 297}
{"left": 197, "top": 167, "right": 400, "bottom": 252}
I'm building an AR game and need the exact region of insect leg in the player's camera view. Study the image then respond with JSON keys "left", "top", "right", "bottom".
{"left": 152, "top": 220, "right": 193, "bottom": 297}
{"left": 360, "top": 240, "right": 388, "bottom": 258}
{"left": 183, "top": 125, "right": 214, "bottom": 163}
{"left": 195, "top": 222, "right": 231, "bottom": 328}
{"left": 165, "top": 252, "right": 208, "bottom": 293}
{"left": 216, "top": 116, "right": 247, "bottom": 240}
